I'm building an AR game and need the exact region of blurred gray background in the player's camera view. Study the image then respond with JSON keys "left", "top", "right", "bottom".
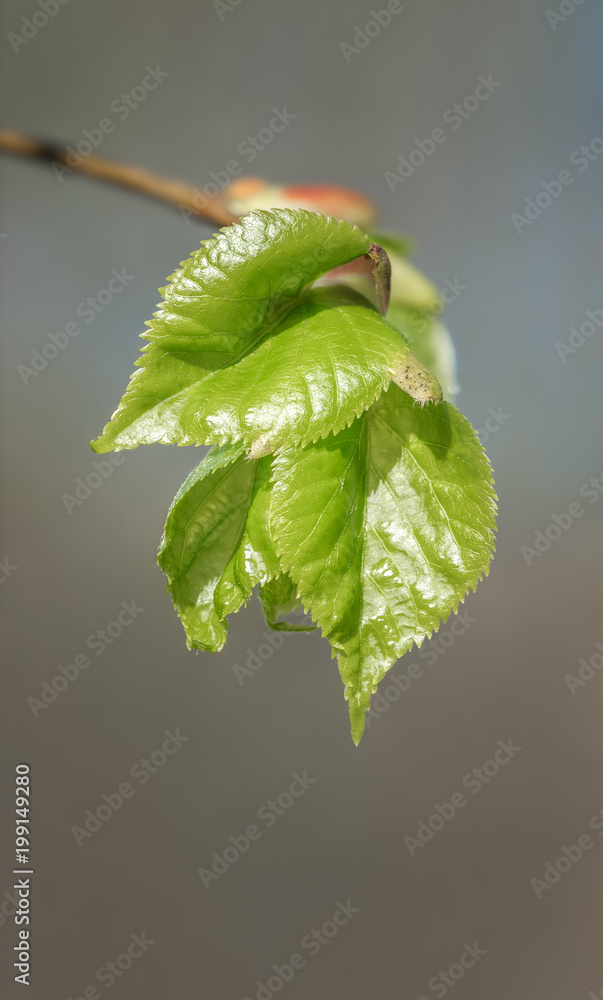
{"left": 1, "top": 0, "right": 603, "bottom": 997}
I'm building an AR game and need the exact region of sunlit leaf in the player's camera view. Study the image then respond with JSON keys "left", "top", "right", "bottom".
{"left": 270, "top": 384, "right": 496, "bottom": 742}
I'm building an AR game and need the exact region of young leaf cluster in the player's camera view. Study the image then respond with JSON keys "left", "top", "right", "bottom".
{"left": 93, "top": 208, "right": 496, "bottom": 743}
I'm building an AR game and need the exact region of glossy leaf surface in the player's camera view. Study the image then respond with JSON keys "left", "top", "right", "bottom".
{"left": 270, "top": 385, "right": 496, "bottom": 742}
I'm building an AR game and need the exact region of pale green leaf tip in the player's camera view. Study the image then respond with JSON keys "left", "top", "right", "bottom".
{"left": 391, "top": 351, "right": 443, "bottom": 405}
{"left": 348, "top": 693, "right": 370, "bottom": 746}
{"left": 90, "top": 435, "right": 125, "bottom": 455}
{"left": 351, "top": 717, "right": 366, "bottom": 747}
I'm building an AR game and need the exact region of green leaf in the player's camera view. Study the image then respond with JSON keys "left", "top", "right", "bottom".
{"left": 174, "top": 285, "right": 440, "bottom": 457}
{"left": 386, "top": 302, "right": 459, "bottom": 402}
{"left": 92, "top": 207, "right": 496, "bottom": 744}
{"left": 371, "top": 230, "right": 457, "bottom": 401}
{"left": 92, "top": 209, "right": 374, "bottom": 454}
{"left": 259, "top": 575, "right": 317, "bottom": 632}
{"left": 270, "top": 384, "right": 497, "bottom": 743}
{"left": 158, "top": 440, "right": 281, "bottom": 651}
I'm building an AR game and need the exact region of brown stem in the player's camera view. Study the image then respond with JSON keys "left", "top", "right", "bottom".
{"left": 0, "top": 130, "right": 239, "bottom": 228}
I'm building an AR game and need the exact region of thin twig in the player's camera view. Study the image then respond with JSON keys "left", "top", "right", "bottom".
{"left": 0, "top": 130, "right": 239, "bottom": 228}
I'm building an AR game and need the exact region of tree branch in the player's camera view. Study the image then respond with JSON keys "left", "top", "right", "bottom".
{"left": 0, "top": 130, "right": 239, "bottom": 228}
